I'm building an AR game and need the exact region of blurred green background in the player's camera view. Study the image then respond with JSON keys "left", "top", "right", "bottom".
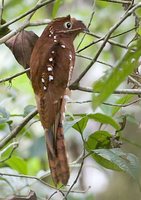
{"left": 0, "top": 0, "right": 141, "bottom": 199}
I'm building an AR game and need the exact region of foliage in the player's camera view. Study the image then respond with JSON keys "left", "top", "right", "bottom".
{"left": 0, "top": 0, "right": 141, "bottom": 199}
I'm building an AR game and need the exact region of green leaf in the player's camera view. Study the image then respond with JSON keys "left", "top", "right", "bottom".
{"left": 27, "top": 157, "right": 41, "bottom": 175}
{"left": 73, "top": 116, "right": 88, "bottom": 134}
{"left": 86, "top": 131, "right": 112, "bottom": 150}
{"left": 88, "top": 113, "right": 120, "bottom": 130}
{"left": 64, "top": 118, "right": 82, "bottom": 133}
{"left": 23, "top": 105, "right": 36, "bottom": 117}
{"left": 52, "top": 0, "right": 63, "bottom": 18}
{"left": 92, "top": 148, "right": 141, "bottom": 186}
{"left": 5, "top": 156, "right": 27, "bottom": 174}
{"left": 112, "top": 94, "right": 133, "bottom": 116}
{"left": 93, "top": 38, "right": 141, "bottom": 110}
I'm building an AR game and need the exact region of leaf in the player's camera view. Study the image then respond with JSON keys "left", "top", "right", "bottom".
{"left": 92, "top": 148, "right": 141, "bottom": 187}
{"left": 5, "top": 156, "right": 27, "bottom": 174}
{"left": 23, "top": 105, "right": 36, "bottom": 117}
{"left": 86, "top": 131, "right": 112, "bottom": 150}
{"left": 52, "top": 0, "right": 63, "bottom": 18}
{"left": 73, "top": 116, "right": 88, "bottom": 134}
{"left": 64, "top": 118, "right": 82, "bottom": 133}
{"left": 93, "top": 38, "right": 141, "bottom": 110}
{"left": 5, "top": 30, "right": 39, "bottom": 77}
{"left": 111, "top": 94, "right": 133, "bottom": 116}
{"left": 88, "top": 113, "right": 120, "bottom": 130}
{"left": 27, "top": 158, "right": 41, "bottom": 176}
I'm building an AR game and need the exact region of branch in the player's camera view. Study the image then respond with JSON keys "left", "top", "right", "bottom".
{"left": 0, "top": 0, "right": 4, "bottom": 25}
{"left": 99, "top": 0, "right": 132, "bottom": 4}
{"left": 0, "top": 0, "right": 55, "bottom": 28}
{"left": 68, "top": 98, "right": 141, "bottom": 107}
{"left": 76, "top": 1, "right": 95, "bottom": 50}
{"left": 0, "top": 69, "right": 29, "bottom": 84}
{"left": 0, "top": 172, "right": 55, "bottom": 189}
{"left": 63, "top": 149, "right": 85, "bottom": 199}
{"left": 70, "top": 85, "right": 141, "bottom": 95}
{"left": 77, "top": 32, "right": 128, "bottom": 53}
{"left": 0, "top": 1, "right": 53, "bottom": 44}
{"left": 76, "top": 54, "right": 113, "bottom": 68}
{"left": 28, "top": 19, "right": 51, "bottom": 26}
{"left": 72, "top": 3, "right": 141, "bottom": 85}
{"left": 0, "top": 109, "right": 38, "bottom": 150}
{"left": 0, "top": 142, "right": 18, "bottom": 163}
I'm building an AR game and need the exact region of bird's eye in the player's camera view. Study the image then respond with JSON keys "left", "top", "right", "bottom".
{"left": 64, "top": 21, "right": 72, "bottom": 29}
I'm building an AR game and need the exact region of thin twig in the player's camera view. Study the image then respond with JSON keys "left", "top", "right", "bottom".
{"left": 68, "top": 98, "right": 141, "bottom": 107}
{"left": 63, "top": 149, "right": 85, "bottom": 199}
{"left": 28, "top": 19, "right": 51, "bottom": 26}
{"left": 0, "top": 142, "right": 18, "bottom": 162}
{"left": 76, "top": 1, "right": 95, "bottom": 50}
{"left": 0, "top": 0, "right": 4, "bottom": 25}
{"left": 72, "top": 3, "right": 141, "bottom": 85}
{"left": 76, "top": 54, "right": 113, "bottom": 68}
{"left": 48, "top": 191, "right": 58, "bottom": 200}
{"left": 0, "top": 69, "right": 29, "bottom": 84}
{"left": 80, "top": 32, "right": 128, "bottom": 53}
{"left": 71, "top": 85, "right": 141, "bottom": 95}
{"left": 128, "top": 75, "right": 141, "bottom": 87}
{"left": 0, "top": 109, "right": 38, "bottom": 149}
{"left": 99, "top": 0, "right": 132, "bottom": 4}
{"left": 0, "top": 0, "right": 55, "bottom": 28}
{"left": 111, "top": 27, "right": 136, "bottom": 38}
{"left": 0, "top": 172, "right": 56, "bottom": 189}
{"left": 103, "top": 98, "right": 141, "bottom": 107}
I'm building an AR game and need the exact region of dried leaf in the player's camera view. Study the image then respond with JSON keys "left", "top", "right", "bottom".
{"left": 5, "top": 30, "right": 39, "bottom": 77}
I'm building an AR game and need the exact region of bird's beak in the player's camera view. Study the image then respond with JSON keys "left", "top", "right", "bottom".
{"left": 78, "top": 20, "right": 89, "bottom": 33}
{"left": 71, "top": 18, "right": 89, "bottom": 33}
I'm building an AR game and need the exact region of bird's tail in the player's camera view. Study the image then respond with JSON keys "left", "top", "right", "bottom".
{"left": 45, "top": 99, "right": 69, "bottom": 185}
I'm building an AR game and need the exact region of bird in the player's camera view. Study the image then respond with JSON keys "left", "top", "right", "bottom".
{"left": 30, "top": 15, "right": 87, "bottom": 185}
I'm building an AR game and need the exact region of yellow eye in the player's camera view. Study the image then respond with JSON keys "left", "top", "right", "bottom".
{"left": 64, "top": 21, "right": 72, "bottom": 29}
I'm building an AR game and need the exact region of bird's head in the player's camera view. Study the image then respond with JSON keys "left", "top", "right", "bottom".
{"left": 48, "top": 15, "right": 88, "bottom": 40}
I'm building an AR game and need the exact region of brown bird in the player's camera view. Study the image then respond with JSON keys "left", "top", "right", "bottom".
{"left": 30, "top": 15, "right": 87, "bottom": 185}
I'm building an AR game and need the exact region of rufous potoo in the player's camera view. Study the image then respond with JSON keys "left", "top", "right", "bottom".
{"left": 30, "top": 15, "right": 87, "bottom": 185}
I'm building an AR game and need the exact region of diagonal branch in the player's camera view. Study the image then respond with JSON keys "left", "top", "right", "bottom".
{"left": 0, "top": 69, "right": 29, "bottom": 84}
{"left": 0, "top": 109, "right": 38, "bottom": 149}
{"left": 0, "top": 0, "right": 55, "bottom": 29}
{"left": 71, "top": 3, "right": 141, "bottom": 86}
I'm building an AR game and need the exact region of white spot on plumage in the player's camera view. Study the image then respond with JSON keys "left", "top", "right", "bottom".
{"left": 41, "top": 78, "right": 45, "bottom": 83}
{"left": 49, "top": 34, "right": 51, "bottom": 37}
{"left": 69, "top": 54, "right": 72, "bottom": 60}
{"left": 54, "top": 35, "right": 57, "bottom": 39}
{"left": 43, "top": 86, "right": 47, "bottom": 90}
{"left": 51, "top": 51, "right": 55, "bottom": 54}
{"left": 47, "top": 67, "right": 53, "bottom": 71}
{"left": 50, "top": 30, "right": 53, "bottom": 35}
{"left": 49, "top": 75, "right": 53, "bottom": 81}
{"left": 49, "top": 57, "right": 53, "bottom": 62}
{"left": 54, "top": 40, "right": 57, "bottom": 43}
{"left": 61, "top": 44, "right": 66, "bottom": 48}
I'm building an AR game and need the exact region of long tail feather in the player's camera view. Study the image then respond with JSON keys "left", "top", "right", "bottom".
{"left": 45, "top": 124, "right": 69, "bottom": 185}
{"left": 56, "top": 123, "right": 69, "bottom": 185}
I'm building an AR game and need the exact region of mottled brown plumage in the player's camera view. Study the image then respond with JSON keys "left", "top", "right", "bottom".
{"left": 30, "top": 15, "right": 87, "bottom": 185}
